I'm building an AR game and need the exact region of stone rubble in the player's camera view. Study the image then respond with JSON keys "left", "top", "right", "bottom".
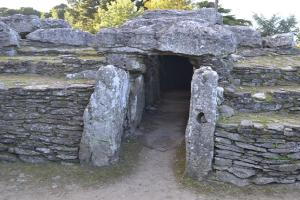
{"left": 0, "top": 14, "right": 41, "bottom": 37}
{"left": 0, "top": 21, "right": 19, "bottom": 56}
{"left": 262, "top": 33, "right": 296, "bottom": 48}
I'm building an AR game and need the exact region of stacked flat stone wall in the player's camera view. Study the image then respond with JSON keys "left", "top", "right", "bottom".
{"left": 232, "top": 66, "right": 300, "bottom": 86}
{"left": 0, "top": 85, "right": 94, "bottom": 163}
{"left": 214, "top": 121, "right": 300, "bottom": 186}
{"left": 0, "top": 58, "right": 103, "bottom": 77}
{"left": 225, "top": 90, "right": 300, "bottom": 113}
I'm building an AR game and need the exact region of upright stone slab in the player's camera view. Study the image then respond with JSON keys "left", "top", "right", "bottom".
{"left": 125, "top": 75, "right": 145, "bottom": 137}
{"left": 79, "top": 65, "right": 130, "bottom": 166}
{"left": 185, "top": 66, "right": 219, "bottom": 181}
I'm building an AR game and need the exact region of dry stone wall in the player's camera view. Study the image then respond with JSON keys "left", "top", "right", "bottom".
{"left": 0, "top": 84, "right": 94, "bottom": 163}
{"left": 232, "top": 66, "right": 300, "bottom": 86}
{"left": 214, "top": 121, "right": 300, "bottom": 186}
{"left": 225, "top": 89, "right": 300, "bottom": 113}
{"left": 0, "top": 57, "right": 103, "bottom": 77}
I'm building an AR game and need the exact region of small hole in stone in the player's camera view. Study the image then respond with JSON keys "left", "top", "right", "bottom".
{"left": 197, "top": 112, "right": 207, "bottom": 123}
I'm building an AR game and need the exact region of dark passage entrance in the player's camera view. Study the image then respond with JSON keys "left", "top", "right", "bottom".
{"left": 159, "top": 55, "right": 194, "bottom": 92}
{"left": 139, "top": 55, "right": 194, "bottom": 152}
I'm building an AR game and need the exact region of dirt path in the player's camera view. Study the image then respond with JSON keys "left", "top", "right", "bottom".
{"left": 2, "top": 91, "right": 300, "bottom": 200}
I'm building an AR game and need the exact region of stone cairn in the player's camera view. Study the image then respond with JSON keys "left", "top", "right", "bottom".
{"left": 0, "top": 10, "right": 299, "bottom": 187}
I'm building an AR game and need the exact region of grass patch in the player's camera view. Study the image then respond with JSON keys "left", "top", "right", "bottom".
{"left": 17, "top": 47, "right": 99, "bottom": 56}
{"left": 0, "top": 74, "right": 95, "bottom": 88}
{"left": 0, "top": 56, "right": 62, "bottom": 63}
{"left": 265, "top": 93, "right": 274, "bottom": 102}
{"left": 269, "top": 155, "right": 296, "bottom": 161}
{"left": 0, "top": 139, "right": 142, "bottom": 189}
{"left": 78, "top": 55, "right": 106, "bottom": 61}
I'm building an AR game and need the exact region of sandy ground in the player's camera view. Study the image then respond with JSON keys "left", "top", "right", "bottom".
{"left": 1, "top": 91, "right": 300, "bottom": 200}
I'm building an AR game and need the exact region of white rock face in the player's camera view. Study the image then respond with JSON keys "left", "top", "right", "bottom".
{"left": 262, "top": 33, "right": 296, "bottom": 48}
{"left": 185, "top": 66, "right": 219, "bottom": 181}
{"left": 41, "top": 19, "right": 71, "bottom": 29}
{"left": 225, "top": 25, "right": 262, "bottom": 48}
{"left": 79, "top": 65, "right": 130, "bottom": 166}
{"left": 252, "top": 92, "right": 266, "bottom": 101}
{"left": 0, "top": 14, "right": 41, "bottom": 35}
{"left": 94, "top": 8, "right": 237, "bottom": 57}
{"left": 27, "top": 28, "right": 95, "bottom": 46}
{"left": 0, "top": 21, "right": 19, "bottom": 55}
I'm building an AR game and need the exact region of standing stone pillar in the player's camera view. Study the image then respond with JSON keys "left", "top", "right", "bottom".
{"left": 125, "top": 74, "right": 145, "bottom": 137}
{"left": 79, "top": 65, "right": 130, "bottom": 167}
{"left": 185, "top": 66, "right": 219, "bottom": 180}
{"left": 105, "top": 53, "right": 146, "bottom": 138}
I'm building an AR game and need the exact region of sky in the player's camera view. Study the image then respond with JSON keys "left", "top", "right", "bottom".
{"left": 1, "top": 0, "right": 300, "bottom": 23}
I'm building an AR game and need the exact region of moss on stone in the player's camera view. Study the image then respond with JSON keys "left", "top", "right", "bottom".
{"left": 0, "top": 56, "right": 62, "bottom": 63}
{"left": 236, "top": 55, "right": 300, "bottom": 68}
{"left": 0, "top": 74, "right": 95, "bottom": 88}
{"left": 17, "top": 46, "right": 99, "bottom": 56}
{"left": 218, "top": 112, "right": 300, "bottom": 125}
{"left": 265, "top": 93, "right": 274, "bottom": 102}
{"left": 78, "top": 55, "right": 105, "bottom": 61}
{"left": 237, "top": 85, "right": 300, "bottom": 93}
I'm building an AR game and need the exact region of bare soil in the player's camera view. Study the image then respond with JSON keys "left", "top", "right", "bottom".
{"left": 1, "top": 91, "right": 300, "bottom": 200}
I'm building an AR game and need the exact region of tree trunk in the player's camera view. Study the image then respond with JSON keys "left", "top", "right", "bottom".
{"left": 215, "top": 0, "right": 219, "bottom": 11}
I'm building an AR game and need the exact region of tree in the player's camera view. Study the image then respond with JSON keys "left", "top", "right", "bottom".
{"left": 253, "top": 14, "right": 299, "bottom": 36}
{"left": 50, "top": 4, "right": 68, "bottom": 19}
{"left": 0, "top": 7, "right": 41, "bottom": 17}
{"left": 193, "top": 1, "right": 252, "bottom": 26}
{"left": 40, "top": 12, "right": 52, "bottom": 19}
{"left": 20, "top": 7, "right": 41, "bottom": 16}
{"left": 65, "top": 0, "right": 115, "bottom": 32}
{"left": 94, "top": 0, "right": 144, "bottom": 30}
{"left": 144, "top": 0, "right": 191, "bottom": 10}
{"left": 214, "top": 0, "right": 218, "bottom": 10}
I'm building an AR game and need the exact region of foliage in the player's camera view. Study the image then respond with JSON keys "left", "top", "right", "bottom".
{"left": 0, "top": 7, "right": 41, "bottom": 17}
{"left": 65, "top": 0, "right": 115, "bottom": 32}
{"left": 94, "top": 0, "right": 144, "bottom": 30}
{"left": 144, "top": 0, "right": 192, "bottom": 10}
{"left": 253, "top": 14, "right": 299, "bottom": 36}
{"left": 40, "top": 12, "right": 52, "bottom": 19}
{"left": 67, "top": 0, "right": 114, "bottom": 10}
{"left": 193, "top": 1, "right": 252, "bottom": 26}
{"left": 50, "top": 4, "right": 68, "bottom": 19}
